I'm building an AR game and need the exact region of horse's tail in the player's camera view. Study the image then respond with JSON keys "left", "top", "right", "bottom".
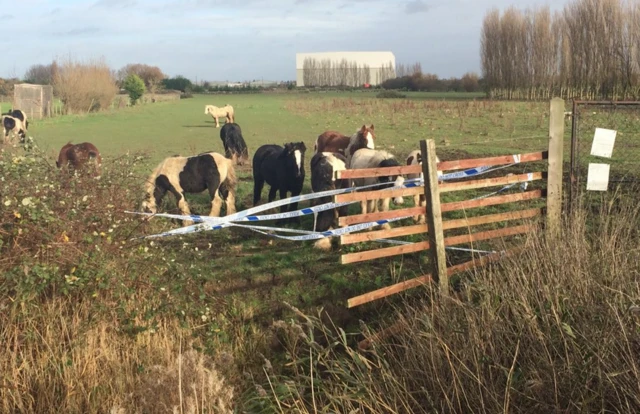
{"left": 220, "top": 157, "right": 237, "bottom": 200}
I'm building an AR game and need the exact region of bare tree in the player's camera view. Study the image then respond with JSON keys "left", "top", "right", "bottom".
{"left": 24, "top": 64, "right": 54, "bottom": 85}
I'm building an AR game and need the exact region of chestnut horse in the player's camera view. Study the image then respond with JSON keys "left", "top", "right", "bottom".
{"left": 56, "top": 142, "right": 102, "bottom": 175}
{"left": 314, "top": 125, "right": 375, "bottom": 163}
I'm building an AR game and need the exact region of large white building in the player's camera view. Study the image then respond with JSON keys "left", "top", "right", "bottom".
{"left": 295, "top": 51, "right": 396, "bottom": 87}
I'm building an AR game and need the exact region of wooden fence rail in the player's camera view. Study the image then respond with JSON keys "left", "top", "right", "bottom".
{"left": 336, "top": 98, "right": 565, "bottom": 308}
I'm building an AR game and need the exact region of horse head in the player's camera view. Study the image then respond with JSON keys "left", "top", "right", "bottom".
{"left": 358, "top": 124, "right": 375, "bottom": 150}
{"left": 282, "top": 142, "right": 307, "bottom": 178}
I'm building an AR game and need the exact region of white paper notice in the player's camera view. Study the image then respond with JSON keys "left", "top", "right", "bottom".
{"left": 586, "top": 163, "right": 610, "bottom": 191}
{"left": 590, "top": 128, "right": 617, "bottom": 158}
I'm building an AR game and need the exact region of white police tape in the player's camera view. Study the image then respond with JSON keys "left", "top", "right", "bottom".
{"left": 129, "top": 161, "right": 526, "bottom": 241}
{"left": 127, "top": 177, "right": 424, "bottom": 225}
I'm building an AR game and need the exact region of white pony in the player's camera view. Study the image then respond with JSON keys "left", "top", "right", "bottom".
{"left": 406, "top": 149, "right": 442, "bottom": 224}
{"left": 204, "top": 104, "right": 235, "bottom": 128}
{"left": 350, "top": 148, "right": 405, "bottom": 230}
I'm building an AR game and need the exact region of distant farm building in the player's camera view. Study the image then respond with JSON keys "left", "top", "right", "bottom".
{"left": 295, "top": 51, "right": 396, "bottom": 87}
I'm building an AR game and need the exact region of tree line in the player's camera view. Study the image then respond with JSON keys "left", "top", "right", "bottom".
{"left": 481, "top": 0, "right": 640, "bottom": 100}
{"left": 301, "top": 57, "right": 396, "bottom": 87}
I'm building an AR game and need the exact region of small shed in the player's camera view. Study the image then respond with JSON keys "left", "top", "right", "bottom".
{"left": 13, "top": 83, "right": 54, "bottom": 119}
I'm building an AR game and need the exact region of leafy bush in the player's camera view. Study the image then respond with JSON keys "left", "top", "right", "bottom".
{"left": 376, "top": 90, "right": 407, "bottom": 99}
{"left": 0, "top": 140, "right": 240, "bottom": 412}
{"left": 123, "top": 73, "right": 145, "bottom": 105}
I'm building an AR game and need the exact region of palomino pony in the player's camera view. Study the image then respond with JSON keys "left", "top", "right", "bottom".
{"left": 204, "top": 104, "right": 235, "bottom": 128}
{"left": 141, "top": 152, "right": 237, "bottom": 226}
{"left": 56, "top": 142, "right": 102, "bottom": 175}
{"left": 349, "top": 148, "right": 405, "bottom": 230}
{"left": 310, "top": 151, "right": 349, "bottom": 250}
{"left": 252, "top": 142, "right": 307, "bottom": 223}
{"left": 406, "top": 149, "right": 443, "bottom": 224}
{"left": 315, "top": 125, "right": 375, "bottom": 162}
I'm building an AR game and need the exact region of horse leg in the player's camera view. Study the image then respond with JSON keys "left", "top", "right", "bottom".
{"left": 288, "top": 188, "right": 302, "bottom": 225}
{"left": 274, "top": 188, "right": 290, "bottom": 225}
{"left": 253, "top": 176, "right": 265, "bottom": 206}
{"left": 209, "top": 190, "right": 223, "bottom": 217}
{"left": 225, "top": 188, "right": 237, "bottom": 215}
{"left": 176, "top": 193, "right": 194, "bottom": 226}
{"left": 379, "top": 198, "right": 391, "bottom": 230}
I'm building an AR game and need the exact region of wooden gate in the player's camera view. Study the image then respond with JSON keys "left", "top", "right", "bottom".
{"left": 335, "top": 98, "right": 565, "bottom": 308}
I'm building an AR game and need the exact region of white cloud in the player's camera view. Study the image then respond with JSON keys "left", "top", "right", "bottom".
{"left": 1, "top": 0, "right": 574, "bottom": 81}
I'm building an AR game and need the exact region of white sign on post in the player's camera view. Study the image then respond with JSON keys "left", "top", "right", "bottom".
{"left": 586, "top": 163, "right": 610, "bottom": 191}
{"left": 590, "top": 128, "right": 617, "bottom": 158}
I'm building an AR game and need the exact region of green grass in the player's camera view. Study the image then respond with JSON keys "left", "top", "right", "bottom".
{"left": 3, "top": 91, "right": 640, "bottom": 411}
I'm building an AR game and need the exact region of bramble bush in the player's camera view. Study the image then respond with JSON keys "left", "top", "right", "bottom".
{"left": 0, "top": 139, "right": 239, "bottom": 413}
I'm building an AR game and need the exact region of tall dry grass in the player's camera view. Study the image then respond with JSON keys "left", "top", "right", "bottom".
{"left": 1, "top": 299, "right": 235, "bottom": 414}
{"left": 52, "top": 57, "right": 118, "bottom": 113}
{"left": 260, "top": 192, "right": 640, "bottom": 413}
{"left": 0, "top": 143, "right": 237, "bottom": 413}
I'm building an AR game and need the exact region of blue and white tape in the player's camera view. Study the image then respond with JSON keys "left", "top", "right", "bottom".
{"left": 128, "top": 160, "right": 527, "bottom": 242}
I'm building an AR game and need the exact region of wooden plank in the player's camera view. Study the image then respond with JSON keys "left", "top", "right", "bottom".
{"left": 442, "top": 208, "right": 543, "bottom": 230}
{"left": 546, "top": 97, "right": 565, "bottom": 237}
{"left": 341, "top": 208, "right": 542, "bottom": 246}
{"left": 335, "top": 186, "right": 423, "bottom": 203}
{"left": 422, "top": 139, "right": 448, "bottom": 292}
{"left": 341, "top": 224, "right": 427, "bottom": 245}
{"left": 441, "top": 189, "right": 544, "bottom": 213}
{"left": 438, "top": 151, "right": 548, "bottom": 172}
{"left": 347, "top": 248, "right": 521, "bottom": 308}
{"left": 337, "top": 164, "right": 421, "bottom": 179}
{"left": 439, "top": 172, "right": 544, "bottom": 193}
{"left": 340, "top": 223, "right": 535, "bottom": 265}
{"left": 341, "top": 241, "right": 430, "bottom": 265}
{"left": 444, "top": 224, "right": 535, "bottom": 246}
{"left": 338, "top": 206, "right": 424, "bottom": 226}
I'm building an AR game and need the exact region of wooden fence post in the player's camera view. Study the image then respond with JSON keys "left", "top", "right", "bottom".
{"left": 421, "top": 139, "right": 448, "bottom": 293}
{"left": 547, "top": 98, "right": 565, "bottom": 237}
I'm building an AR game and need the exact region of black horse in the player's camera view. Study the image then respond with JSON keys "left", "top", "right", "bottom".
{"left": 219, "top": 122, "right": 249, "bottom": 165}
{"left": 253, "top": 142, "right": 307, "bottom": 222}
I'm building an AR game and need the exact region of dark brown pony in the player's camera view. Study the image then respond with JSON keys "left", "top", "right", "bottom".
{"left": 314, "top": 125, "right": 376, "bottom": 161}
{"left": 56, "top": 142, "right": 102, "bottom": 175}
{"left": 314, "top": 130, "right": 350, "bottom": 155}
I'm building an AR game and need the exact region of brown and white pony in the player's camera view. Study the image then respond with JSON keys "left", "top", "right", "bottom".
{"left": 406, "top": 149, "right": 442, "bottom": 224}
{"left": 56, "top": 142, "right": 102, "bottom": 175}
{"left": 350, "top": 148, "right": 404, "bottom": 230}
{"left": 345, "top": 124, "right": 376, "bottom": 166}
{"left": 141, "top": 152, "right": 237, "bottom": 226}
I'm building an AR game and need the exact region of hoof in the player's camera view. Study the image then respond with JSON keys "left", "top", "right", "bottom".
{"left": 313, "top": 237, "right": 332, "bottom": 251}
{"left": 380, "top": 223, "right": 391, "bottom": 231}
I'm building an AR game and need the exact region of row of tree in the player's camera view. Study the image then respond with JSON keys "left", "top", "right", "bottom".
{"left": 381, "top": 72, "right": 482, "bottom": 93}
{"left": 24, "top": 62, "right": 167, "bottom": 93}
{"left": 301, "top": 58, "right": 396, "bottom": 87}
{"left": 481, "top": 0, "right": 640, "bottom": 100}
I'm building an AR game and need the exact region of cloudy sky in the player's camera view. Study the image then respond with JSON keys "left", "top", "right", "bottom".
{"left": 2, "top": 0, "right": 568, "bottom": 82}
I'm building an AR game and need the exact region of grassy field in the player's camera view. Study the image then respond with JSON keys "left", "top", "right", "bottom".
{"left": 1, "top": 92, "right": 639, "bottom": 412}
